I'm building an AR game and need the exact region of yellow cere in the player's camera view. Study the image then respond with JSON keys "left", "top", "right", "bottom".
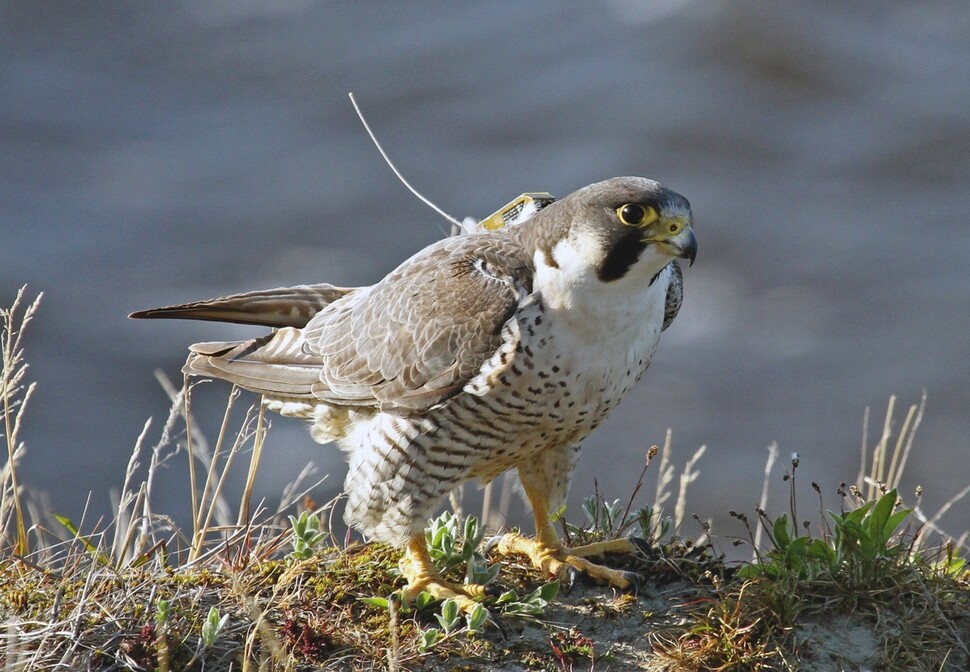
{"left": 663, "top": 215, "right": 687, "bottom": 235}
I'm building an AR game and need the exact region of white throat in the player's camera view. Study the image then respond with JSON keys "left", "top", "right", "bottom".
{"left": 533, "top": 238, "right": 672, "bottom": 341}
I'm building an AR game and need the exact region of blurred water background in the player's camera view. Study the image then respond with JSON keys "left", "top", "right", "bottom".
{"left": 3, "top": 1, "right": 969, "bottom": 554}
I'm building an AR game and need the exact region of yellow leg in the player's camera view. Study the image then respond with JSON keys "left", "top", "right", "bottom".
{"left": 494, "top": 479, "right": 644, "bottom": 591}
{"left": 398, "top": 536, "right": 487, "bottom": 613}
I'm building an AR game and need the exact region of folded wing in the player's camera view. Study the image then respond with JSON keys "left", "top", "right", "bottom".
{"left": 153, "top": 236, "right": 532, "bottom": 414}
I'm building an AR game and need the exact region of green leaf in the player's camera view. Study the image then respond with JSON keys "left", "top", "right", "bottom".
{"left": 418, "top": 628, "right": 441, "bottom": 653}
{"left": 846, "top": 500, "right": 875, "bottom": 523}
{"left": 942, "top": 555, "right": 966, "bottom": 578}
{"left": 466, "top": 556, "right": 501, "bottom": 586}
{"left": 867, "top": 489, "right": 897, "bottom": 538}
{"left": 54, "top": 514, "right": 111, "bottom": 565}
{"left": 605, "top": 499, "right": 624, "bottom": 532}
{"left": 736, "top": 564, "right": 762, "bottom": 579}
{"left": 785, "top": 535, "right": 809, "bottom": 563}
{"left": 431, "top": 523, "right": 449, "bottom": 549}
{"left": 494, "top": 590, "right": 517, "bottom": 606}
{"left": 885, "top": 508, "right": 911, "bottom": 534}
{"left": 201, "top": 606, "right": 228, "bottom": 648}
{"left": 582, "top": 496, "right": 598, "bottom": 525}
{"left": 501, "top": 600, "right": 545, "bottom": 616}
{"left": 436, "top": 598, "right": 460, "bottom": 632}
{"left": 804, "top": 538, "right": 837, "bottom": 566}
{"left": 154, "top": 599, "right": 171, "bottom": 625}
{"left": 537, "top": 580, "right": 560, "bottom": 602}
{"left": 466, "top": 604, "right": 488, "bottom": 633}
{"left": 464, "top": 516, "right": 479, "bottom": 545}
{"left": 414, "top": 591, "right": 436, "bottom": 611}
{"left": 772, "top": 514, "right": 791, "bottom": 550}
{"left": 358, "top": 596, "right": 389, "bottom": 610}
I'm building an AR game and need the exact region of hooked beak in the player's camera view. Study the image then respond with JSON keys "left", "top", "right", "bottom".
{"left": 644, "top": 216, "right": 697, "bottom": 267}
{"left": 675, "top": 227, "right": 697, "bottom": 267}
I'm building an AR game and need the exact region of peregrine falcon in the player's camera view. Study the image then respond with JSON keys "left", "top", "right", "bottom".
{"left": 131, "top": 176, "right": 696, "bottom": 610}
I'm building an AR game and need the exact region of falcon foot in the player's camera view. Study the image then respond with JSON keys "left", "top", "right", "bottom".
{"left": 399, "top": 537, "right": 490, "bottom": 614}
{"left": 493, "top": 532, "right": 647, "bottom": 594}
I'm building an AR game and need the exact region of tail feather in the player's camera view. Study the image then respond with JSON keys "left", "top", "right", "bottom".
{"left": 129, "top": 283, "right": 353, "bottom": 328}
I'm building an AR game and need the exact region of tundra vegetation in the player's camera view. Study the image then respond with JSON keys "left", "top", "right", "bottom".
{"left": 2, "top": 288, "right": 968, "bottom": 671}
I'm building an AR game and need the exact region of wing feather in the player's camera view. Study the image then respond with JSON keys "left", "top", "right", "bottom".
{"left": 183, "top": 234, "right": 532, "bottom": 413}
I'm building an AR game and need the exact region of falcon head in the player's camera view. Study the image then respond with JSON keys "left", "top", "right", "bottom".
{"left": 524, "top": 176, "right": 696, "bottom": 284}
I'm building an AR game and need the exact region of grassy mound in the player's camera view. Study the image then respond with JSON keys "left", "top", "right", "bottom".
{"left": 3, "top": 288, "right": 968, "bottom": 671}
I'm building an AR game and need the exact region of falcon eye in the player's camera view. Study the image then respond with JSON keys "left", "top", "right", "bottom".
{"left": 617, "top": 204, "right": 644, "bottom": 225}
{"left": 616, "top": 203, "right": 658, "bottom": 227}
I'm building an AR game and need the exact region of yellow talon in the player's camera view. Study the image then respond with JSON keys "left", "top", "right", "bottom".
{"left": 495, "top": 532, "right": 640, "bottom": 591}
{"left": 399, "top": 537, "right": 487, "bottom": 614}
{"left": 492, "top": 473, "right": 645, "bottom": 593}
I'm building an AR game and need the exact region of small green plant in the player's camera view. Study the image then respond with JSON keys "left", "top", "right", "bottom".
{"left": 287, "top": 510, "right": 327, "bottom": 561}
{"left": 464, "top": 602, "right": 489, "bottom": 634}
{"left": 493, "top": 580, "right": 560, "bottom": 616}
{"left": 413, "top": 599, "right": 488, "bottom": 654}
{"left": 154, "top": 598, "right": 171, "bottom": 626}
{"left": 565, "top": 494, "right": 670, "bottom": 543}
{"left": 739, "top": 488, "right": 912, "bottom": 586}
{"left": 435, "top": 598, "right": 462, "bottom": 632}
{"left": 414, "top": 590, "right": 435, "bottom": 611}
{"left": 362, "top": 513, "right": 558, "bottom": 648}
{"left": 417, "top": 626, "right": 442, "bottom": 653}
{"left": 582, "top": 495, "right": 625, "bottom": 535}
{"left": 932, "top": 542, "right": 968, "bottom": 580}
{"left": 431, "top": 598, "right": 487, "bottom": 634}
{"left": 154, "top": 598, "right": 172, "bottom": 671}
{"left": 550, "top": 627, "right": 597, "bottom": 670}
{"left": 425, "top": 511, "right": 501, "bottom": 586}
{"left": 830, "top": 488, "right": 911, "bottom": 574}
{"left": 360, "top": 589, "right": 434, "bottom": 612}
{"left": 201, "top": 606, "right": 229, "bottom": 649}
{"left": 736, "top": 511, "right": 835, "bottom": 582}
{"left": 631, "top": 503, "right": 672, "bottom": 541}
{"left": 559, "top": 444, "right": 674, "bottom": 545}
{"left": 413, "top": 598, "right": 465, "bottom": 656}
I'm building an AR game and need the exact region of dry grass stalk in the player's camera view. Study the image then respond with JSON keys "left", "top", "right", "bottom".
{"left": 675, "top": 443, "right": 706, "bottom": 534}
{"left": 753, "top": 441, "right": 779, "bottom": 560}
{"left": 653, "top": 428, "right": 675, "bottom": 513}
{"left": 238, "top": 402, "right": 268, "bottom": 528}
{"left": 858, "top": 395, "right": 915, "bottom": 498}
{"left": 888, "top": 391, "right": 925, "bottom": 492}
{"left": 1, "top": 286, "right": 42, "bottom": 557}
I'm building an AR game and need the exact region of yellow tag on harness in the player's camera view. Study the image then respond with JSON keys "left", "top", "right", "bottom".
{"left": 478, "top": 192, "right": 556, "bottom": 231}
